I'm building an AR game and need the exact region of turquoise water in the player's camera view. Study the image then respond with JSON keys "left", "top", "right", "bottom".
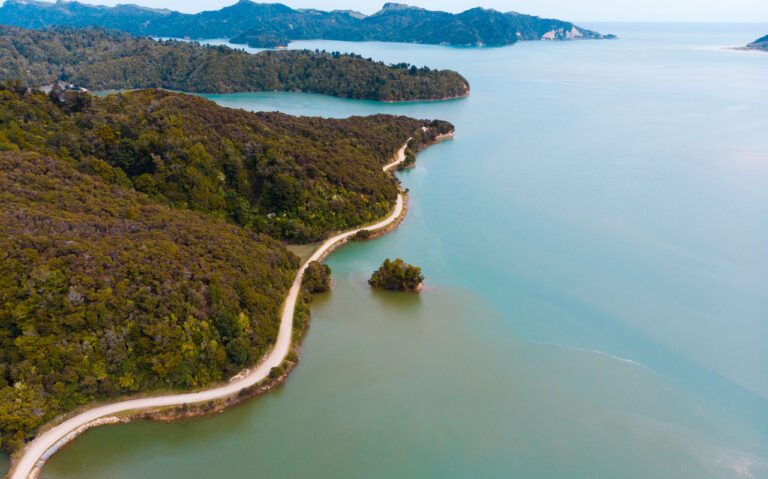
{"left": 39, "top": 24, "right": 768, "bottom": 478}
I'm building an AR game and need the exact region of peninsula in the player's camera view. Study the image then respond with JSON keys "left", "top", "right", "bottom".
{"left": 0, "top": 85, "right": 453, "bottom": 242}
{"left": 0, "top": 82, "right": 454, "bottom": 467}
{"left": 0, "top": 0, "right": 616, "bottom": 48}
{"left": 0, "top": 25, "right": 469, "bottom": 101}
{"left": 6, "top": 151, "right": 411, "bottom": 479}
{"left": 745, "top": 34, "right": 768, "bottom": 51}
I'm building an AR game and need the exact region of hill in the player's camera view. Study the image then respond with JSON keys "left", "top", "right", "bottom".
{"left": 0, "top": 81, "right": 452, "bottom": 450}
{"left": 0, "top": 0, "right": 615, "bottom": 48}
{"left": 746, "top": 34, "right": 768, "bottom": 51}
{"left": 0, "top": 151, "right": 298, "bottom": 451}
{"left": 0, "top": 84, "right": 453, "bottom": 242}
{"left": 0, "top": 25, "right": 469, "bottom": 100}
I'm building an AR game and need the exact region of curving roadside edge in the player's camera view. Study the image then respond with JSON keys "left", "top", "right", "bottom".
{"left": 8, "top": 136, "right": 440, "bottom": 479}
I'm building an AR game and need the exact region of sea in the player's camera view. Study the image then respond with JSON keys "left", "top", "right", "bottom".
{"left": 16, "top": 22, "right": 768, "bottom": 479}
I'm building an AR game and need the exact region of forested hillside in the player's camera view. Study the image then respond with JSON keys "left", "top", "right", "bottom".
{"left": 0, "top": 82, "right": 451, "bottom": 450}
{"left": 0, "top": 5, "right": 459, "bottom": 453}
{"left": 0, "top": 84, "right": 453, "bottom": 241}
{"left": 0, "top": 0, "right": 615, "bottom": 48}
{"left": 0, "top": 25, "right": 469, "bottom": 100}
{"left": 0, "top": 151, "right": 298, "bottom": 451}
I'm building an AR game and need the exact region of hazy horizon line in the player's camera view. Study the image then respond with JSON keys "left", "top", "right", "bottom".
{"left": 2, "top": 0, "right": 766, "bottom": 24}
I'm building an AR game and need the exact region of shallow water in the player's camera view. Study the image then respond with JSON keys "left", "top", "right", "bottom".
{"left": 38, "top": 23, "right": 768, "bottom": 478}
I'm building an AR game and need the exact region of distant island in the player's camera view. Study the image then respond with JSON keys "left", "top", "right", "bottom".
{"left": 369, "top": 258, "right": 424, "bottom": 291}
{"left": 0, "top": 0, "right": 616, "bottom": 48}
{"left": 745, "top": 34, "right": 768, "bottom": 51}
{"left": 0, "top": 25, "right": 469, "bottom": 101}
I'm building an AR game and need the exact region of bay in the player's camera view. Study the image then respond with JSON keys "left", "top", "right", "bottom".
{"left": 37, "top": 23, "right": 768, "bottom": 478}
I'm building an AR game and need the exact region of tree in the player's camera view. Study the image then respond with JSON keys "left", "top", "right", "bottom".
{"left": 368, "top": 258, "right": 424, "bottom": 291}
{"left": 302, "top": 261, "right": 331, "bottom": 294}
{"left": 0, "top": 25, "right": 470, "bottom": 101}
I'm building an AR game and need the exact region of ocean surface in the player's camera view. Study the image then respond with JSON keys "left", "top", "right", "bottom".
{"left": 22, "top": 23, "right": 768, "bottom": 478}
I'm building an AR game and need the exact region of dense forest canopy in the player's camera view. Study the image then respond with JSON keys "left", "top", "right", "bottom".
{"left": 0, "top": 0, "right": 614, "bottom": 48}
{"left": 0, "top": 82, "right": 451, "bottom": 450}
{"left": 302, "top": 261, "right": 332, "bottom": 294}
{"left": 0, "top": 9, "right": 458, "bottom": 451}
{"left": 0, "top": 84, "right": 453, "bottom": 242}
{"left": 0, "top": 25, "right": 469, "bottom": 101}
{"left": 0, "top": 151, "right": 298, "bottom": 451}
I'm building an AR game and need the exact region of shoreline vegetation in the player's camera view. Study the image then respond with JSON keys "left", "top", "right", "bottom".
{"left": 0, "top": 25, "right": 470, "bottom": 102}
{"left": 0, "top": 78, "right": 456, "bottom": 460}
{"left": 0, "top": 0, "right": 616, "bottom": 49}
{"left": 0, "top": 85, "right": 454, "bottom": 242}
{"left": 5, "top": 106, "right": 453, "bottom": 478}
{"left": 369, "top": 258, "right": 424, "bottom": 292}
{"left": 0, "top": 80, "right": 455, "bottom": 457}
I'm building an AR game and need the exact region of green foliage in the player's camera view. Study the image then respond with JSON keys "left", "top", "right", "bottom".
{"left": 352, "top": 229, "right": 372, "bottom": 241}
{"left": 302, "top": 261, "right": 331, "bottom": 294}
{"left": 0, "top": 0, "right": 613, "bottom": 47}
{"left": 0, "top": 64, "right": 453, "bottom": 449}
{"left": 0, "top": 151, "right": 298, "bottom": 451}
{"left": 269, "top": 365, "right": 284, "bottom": 379}
{"left": 292, "top": 288, "right": 315, "bottom": 344}
{"left": 0, "top": 25, "right": 469, "bottom": 101}
{"left": 368, "top": 258, "right": 424, "bottom": 291}
{"left": 0, "top": 84, "right": 453, "bottom": 242}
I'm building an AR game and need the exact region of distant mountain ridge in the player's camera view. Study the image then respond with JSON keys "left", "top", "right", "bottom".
{"left": 746, "top": 34, "right": 768, "bottom": 51}
{"left": 0, "top": 0, "right": 615, "bottom": 48}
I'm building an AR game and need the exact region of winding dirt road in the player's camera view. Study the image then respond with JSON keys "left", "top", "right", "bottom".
{"left": 382, "top": 138, "right": 410, "bottom": 172}
{"left": 9, "top": 140, "right": 413, "bottom": 479}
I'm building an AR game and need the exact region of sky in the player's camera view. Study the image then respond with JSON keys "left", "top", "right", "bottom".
{"left": 10, "top": 0, "right": 768, "bottom": 22}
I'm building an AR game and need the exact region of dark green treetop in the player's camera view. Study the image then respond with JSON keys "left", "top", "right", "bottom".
{"left": 0, "top": 25, "right": 469, "bottom": 101}
{"left": 369, "top": 258, "right": 424, "bottom": 291}
{"left": 302, "top": 261, "right": 332, "bottom": 294}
